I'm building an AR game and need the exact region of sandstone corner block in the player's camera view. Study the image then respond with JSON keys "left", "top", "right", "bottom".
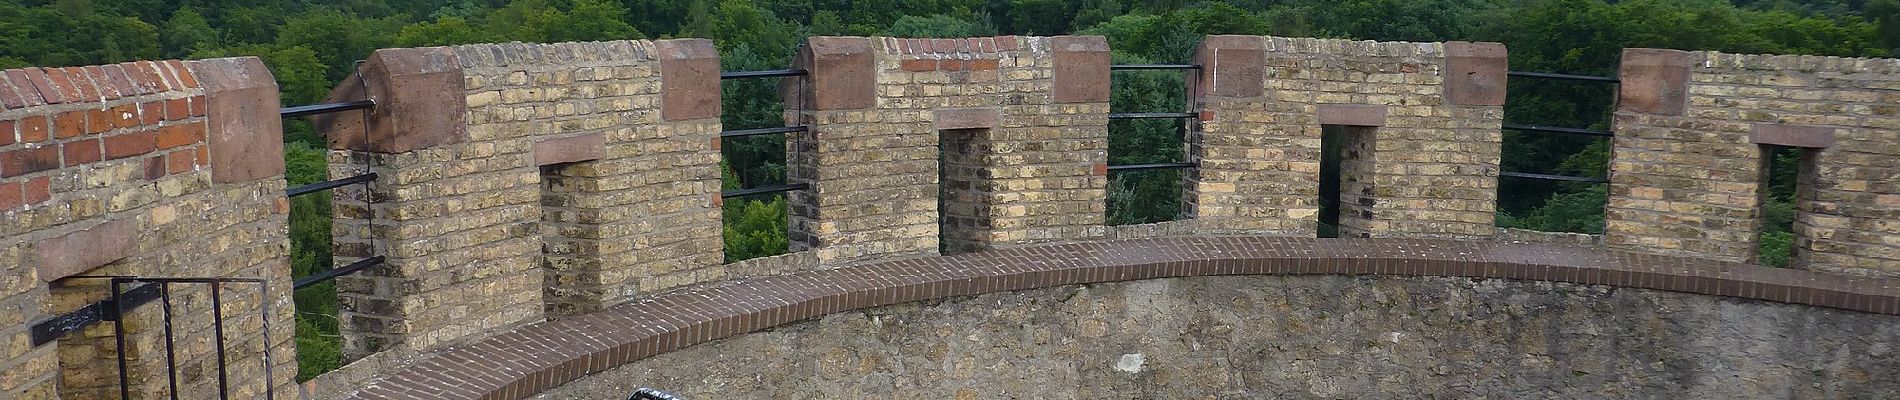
{"left": 534, "top": 133, "right": 606, "bottom": 166}
{"left": 658, "top": 39, "right": 721, "bottom": 121}
{"left": 1316, "top": 104, "right": 1388, "bottom": 127}
{"left": 327, "top": 47, "right": 467, "bottom": 153}
{"left": 189, "top": 57, "right": 286, "bottom": 183}
{"left": 805, "top": 37, "right": 874, "bottom": 110}
{"left": 1443, "top": 42, "right": 1507, "bottom": 106}
{"left": 1749, "top": 123, "right": 1836, "bottom": 148}
{"left": 1618, "top": 48, "right": 1694, "bottom": 116}
{"left": 932, "top": 107, "right": 1000, "bottom": 131}
{"left": 35, "top": 219, "right": 137, "bottom": 281}
{"left": 1051, "top": 36, "right": 1110, "bottom": 104}
{"left": 1196, "top": 35, "right": 1266, "bottom": 98}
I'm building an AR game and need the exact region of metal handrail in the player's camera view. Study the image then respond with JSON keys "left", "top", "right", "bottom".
{"left": 1111, "top": 64, "right": 1201, "bottom": 70}
{"left": 1507, "top": 71, "right": 1618, "bottom": 83}
{"left": 293, "top": 257, "right": 386, "bottom": 289}
{"left": 1500, "top": 171, "right": 1608, "bottom": 183}
{"left": 721, "top": 126, "right": 808, "bottom": 138}
{"left": 721, "top": 183, "right": 810, "bottom": 199}
{"left": 1503, "top": 123, "right": 1613, "bottom": 137}
{"left": 1109, "top": 112, "right": 1195, "bottom": 120}
{"left": 721, "top": 69, "right": 809, "bottom": 79}
{"left": 286, "top": 173, "right": 379, "bottom": 197}
{"left": 280, "top": 100, "right": 375, "bottom": 118}
{"left": 1108, "top": 162, "right": 1195, "bottom": 171}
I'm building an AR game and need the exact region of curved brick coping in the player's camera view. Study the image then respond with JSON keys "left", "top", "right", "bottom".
{"left": 346, "top": 237, "right": 1899, "bottom": 399}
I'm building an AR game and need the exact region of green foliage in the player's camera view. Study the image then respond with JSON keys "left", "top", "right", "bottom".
{"left": 887, "top": 14, "right": 997, "bottom": 38}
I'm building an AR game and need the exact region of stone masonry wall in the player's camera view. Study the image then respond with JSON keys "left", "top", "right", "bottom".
{"left": 1609, "top": 49, "right": 1899, "bottom": 275}
{"left": 791, "top": 36, "right": 1108, "bottom": 265}
{"left": 545, "top": 275, "right": 1900, "bottom": 399}
{"left": 1189, "top": 36, "right": 1505, "bottom": 238}
{"left": 318, "top": 39, "right": 722, "bottom": 366}
{"left": 0, "top": 58, "right": 295, "bottom": 399}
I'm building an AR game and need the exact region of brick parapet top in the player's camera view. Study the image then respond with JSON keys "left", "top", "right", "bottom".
{"left": 449, "top": 40, "right": 661, "bottom": 69}
{"left": 1694, "top": 51, "right": 1900, "bottom": 74}
{"left": 344, "top": 235, "right": 1899, "bottom": 400}
{"left": 0, "top": 59, "right": 216, "bottom": 212}
{"left": 0, "top": 61, "right": 202, "bottom": 111}
{"left": 1262, "top": 36, "right": 1446, "bottom": 57}
{"left": 881, "top": 36, "right": 1023, "bottom": 59}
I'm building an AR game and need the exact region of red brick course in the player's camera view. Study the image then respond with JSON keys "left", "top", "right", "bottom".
{"left": 345, "top": 237, "right": 1900, "bottom": 400}
{"left": 0, "top": 59, "right": 220, "bottom": 211}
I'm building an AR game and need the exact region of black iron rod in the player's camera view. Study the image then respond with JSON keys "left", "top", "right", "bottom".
{"left": 720, "top": 69, "right": 809, "bottom": 79}
{"left": 211, "top": 281, "right": 229, "bottom": 400}
{"left": 112, "top": 278, "right": 131, "bottom": 400}
{"left": 720, "top": 126, "right": 808, "bottom": 138}
{"left": 160, "top": 283, "right": 179, "bottom": 400}
{"left": 1507, "top": 71, "right": 1619, "bottom": 83}
{"left": 280, "top": 100, "right": 375, "bottom": 118}
{"left": 259, "top": 280, "right": 276, "bottom": 400}
{"left": 721, "top": 183, "right": 809, "bottom": 199}
{"left": 129, "top": 277, "right": 268, "bottom": 284}
{"left": 1111, "top": 64, "right": 1201, "bottom": 70}
{"left": 1502, "top": 123, "right": 1613, "bottom": 137}
{"left": 286, "top": 173, "right": 379, "bottom": 198}
{"left": 294, "top": 257, "right": 385, "bottom": 289}
{"left": 1107, "top": 162, "right": 1195, "bottom": 172}
{"left": 1499, "top": 171, "right": 1609, "bottom": 183}
{"left": 1109, "top": 112, "right": 1195, "bottom": 120}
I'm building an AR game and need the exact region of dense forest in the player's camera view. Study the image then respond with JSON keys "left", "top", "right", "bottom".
{"left": 4, "top": 0, "right": 1891, "bottom": 380}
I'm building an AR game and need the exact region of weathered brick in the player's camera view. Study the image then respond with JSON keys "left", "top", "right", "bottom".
{"left": 62, "top": 138, "right": 101, "bottom": 165}
{"left": 164, "top": 97, "right": 189, "bottom": 120}
{"left": 0, "top": 180, "right": 19, "bottom": 210}
{"left": 0, "top": 146, "right": 58, "bottom": 177}
{"left": 156, "top": 122, "right": 204, "bottom": 149}
{"left": 83, "top": 108, "right": 112, "bottom": 134}
{"left": 0, "top": 120, "right": 12, "bottom": 146}
{"left": 166, "top": 149, "right": 196, "bottom": 173}
{"left": 16, "top": 116, "right": 46, "bottom": 143}
{"left": 52, "top": 111, "right": 86, "bottom": 139}
{"left": 21, "top": 176, "right": 47, "bottom": 205}
{"left": 103, "top": 129, "right": 157, "bottom": 160}
{"left": 140, "top": 101, "right": 165, "bottom": 124}
{"left": 109, "top": 104, "right": 140, "bottom": 128}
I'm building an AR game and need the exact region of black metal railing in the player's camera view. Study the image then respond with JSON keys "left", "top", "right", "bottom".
{"left": 719, "top": 68, "right": 811, "bottom": 199}
{"left": 1106, "top": 64, "right": 1201, "bottom": 174}
{"left": 282, "top": 98, "right": 385, "bottom": 288}
{"left": 1500, "top": 70, "right": 1619, "bottom": 184}
{"left": 24, "top": 97, "right": 387, "bottom": 354}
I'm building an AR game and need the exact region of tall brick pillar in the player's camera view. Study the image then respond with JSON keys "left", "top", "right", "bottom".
{"left": 323, "top": 46, "right": 544, "bottom": 360}
{"left": 1191, "top": 37, "right": 1503, "bottom": 238}
{"left": 789, "top": 36, "right": 940, "bottom": 265}
{"left": 526, "top": 39, "right": 723, "bottom": 314}
{"left": 1604, "top": 48, "right": 1759, "bottom": 262}
{"left": 790, "top": 36, "right": 1109, "bottom": 263}
{"left": 1187, "top": 35, "right": 1317, "bottom": 235}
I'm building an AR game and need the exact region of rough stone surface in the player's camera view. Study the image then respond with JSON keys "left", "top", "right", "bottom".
{"left": 543, "top": 275, "right": 1900, "bottom": 399}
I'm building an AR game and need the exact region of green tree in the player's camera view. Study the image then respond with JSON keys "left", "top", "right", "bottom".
{"left": 887, "top": 14, "right": 997, "bottom": 38}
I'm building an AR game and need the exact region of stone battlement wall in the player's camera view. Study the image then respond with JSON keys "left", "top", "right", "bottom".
{"left": 1610, "top": 50, "right": 1900, "bottom": 275}
{"left": 0, "top": 58, "right": 294, "bottom": 399}
{"left": 0, "top": 34, "right": 1894, "bottom": 400}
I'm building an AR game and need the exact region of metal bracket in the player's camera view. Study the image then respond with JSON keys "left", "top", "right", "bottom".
{"left": 29, "top": 283, "right": 160, "bottom": 346}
